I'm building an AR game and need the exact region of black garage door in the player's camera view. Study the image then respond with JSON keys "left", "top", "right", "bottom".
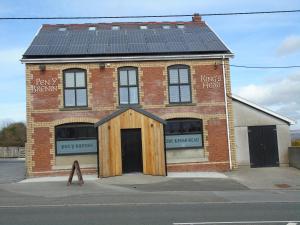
{"left": 248, "top": 125, "right": 279, "bottom": 168}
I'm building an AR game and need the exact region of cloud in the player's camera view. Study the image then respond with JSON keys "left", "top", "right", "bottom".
{"left": 277, "top": 35, "right": 300, "bottom": 56}
{"left": 236, "top": 72, "right": 300, "bottom": 129}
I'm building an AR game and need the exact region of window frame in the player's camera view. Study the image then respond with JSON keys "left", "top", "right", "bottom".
{"left": 55, "top": 123, "right": 98, "bottom": 156}
{"left": 118, "top": 67, "right": 140, "bottom": 106}
{"left": 63, "top": 69, "right": 88, "bottom": 108}
{"left": 167, "top": 65, "right": 192, "bottom": 104}
{"left": 165, "top": 118, "right": 203, "bottom": 150}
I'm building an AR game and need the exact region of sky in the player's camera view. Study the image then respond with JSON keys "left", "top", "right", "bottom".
{"left": 0, "top": 0, "right": 300, "bottom": 129}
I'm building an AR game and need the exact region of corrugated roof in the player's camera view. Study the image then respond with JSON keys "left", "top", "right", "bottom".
{"left": 23, "top": 17, "right": 231, "bottom": 59}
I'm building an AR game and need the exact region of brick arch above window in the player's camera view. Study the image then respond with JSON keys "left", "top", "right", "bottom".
{"left": 161, "top": 112, "right": 203, "bottom": 120}
{"left": 52, "top": 117, "right": 98, "bottom": 127}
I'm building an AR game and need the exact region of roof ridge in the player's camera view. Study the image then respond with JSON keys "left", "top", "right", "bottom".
{"left": 42, "top": 21, "right": 205, "bottom": 28}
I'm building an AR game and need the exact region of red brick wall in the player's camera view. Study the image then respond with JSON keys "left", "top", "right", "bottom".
{"left": 207, "top": 118, "right": 229, "bottom": 162}
{"left": 27, "top": 62, "right": 231, "bottom": 176}
{"left": 31, "top": 70, "right": 60, "bottom": 110}
{"left": 90, "top": 68, "right": 116, "bottom": 107}
{"left": 32, "top": 127, "right": 53, "bottom": 172}
{"left": 194, "top": 65, "right": 224, "bottom": 102}
{"left": 141, "top": 67, "right": 165, "bottom": 105}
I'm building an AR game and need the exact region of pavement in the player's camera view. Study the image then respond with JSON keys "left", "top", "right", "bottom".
{"left": 226, "top": 166, "right": 300, "bottom": 190}
{"left": 1, "top": 158, "right": 300, "bottom": 195}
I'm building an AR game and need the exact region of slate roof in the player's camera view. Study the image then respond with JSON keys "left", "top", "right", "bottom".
{"left": 23, "top": 16, "right": 231, "bottom": 59}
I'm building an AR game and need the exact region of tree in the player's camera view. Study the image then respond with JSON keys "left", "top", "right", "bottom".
{"left": 0, "top": 122, "right": 26, "bottom": 147}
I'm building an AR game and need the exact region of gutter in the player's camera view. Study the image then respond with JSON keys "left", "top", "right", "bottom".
{"left": 20, "top": 53, "right": 234, "bottom": 64}
{"left": 222, "top": 56, "right": 232, "bottom": 170}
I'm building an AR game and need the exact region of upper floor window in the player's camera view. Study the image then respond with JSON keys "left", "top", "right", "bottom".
{"left": 118, "top": 67, "right": 139, "bottom": 105}
{"left": 63, "top": 69, "right": 87, "bottom": 107}
{"left": 168, "top": 65, "right": 191, "bottom": 104}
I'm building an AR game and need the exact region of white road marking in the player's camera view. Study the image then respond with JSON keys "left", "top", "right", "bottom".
{"left": 0, "top": 201, "right": 299, "bottom": 208}
{"left": 173, "top": 221, "right": 299, "bottom": 225}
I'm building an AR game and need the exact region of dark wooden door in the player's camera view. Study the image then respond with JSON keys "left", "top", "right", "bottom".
{"left": 248, "top": 125, "right": 279, "bottom": 168}
{"left": 121, "top": 129, "right": 143, "bottom": 173}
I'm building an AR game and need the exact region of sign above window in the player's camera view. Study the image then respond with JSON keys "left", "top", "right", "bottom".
{"left": 57, "top": 139, "right": 97, "bottom": 155}
{"left": 165, "top": 134, "right": 202, "bottom": 149}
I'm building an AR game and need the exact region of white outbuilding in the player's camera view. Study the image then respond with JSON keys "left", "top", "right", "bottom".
{"left": 232, "top": 94, "right": 296, "bottom": 168}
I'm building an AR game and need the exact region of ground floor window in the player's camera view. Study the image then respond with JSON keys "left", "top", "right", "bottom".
{"left": 55, "top": 123, "right": 97, "bottom": 155}
{"left": 165, "top": 118, "right": 203, "bottom": 149}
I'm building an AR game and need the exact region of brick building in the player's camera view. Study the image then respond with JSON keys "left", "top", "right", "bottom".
{"left": 21, "top": 14, "right": 237, "bottom": 177}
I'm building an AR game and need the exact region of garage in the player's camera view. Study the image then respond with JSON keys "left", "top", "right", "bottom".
{"left": 232, "top": 94, "right": 295, "bottom": 168}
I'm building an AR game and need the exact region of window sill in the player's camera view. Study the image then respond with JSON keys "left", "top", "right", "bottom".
{"left": 165, "top": 103, "right": 196, "bottom": 107}
{"left": 117, "top": 104, "right": 141, "bottom": 109}
{"left": 59, "top": 107, "right": 92, "bottom": 111}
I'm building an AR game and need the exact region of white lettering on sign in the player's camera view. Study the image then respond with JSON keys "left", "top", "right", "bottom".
{"left": 31, "top": 78, "right": 58, "bottom": 93}
{"left": 165, "top": 134, "right": 203, "bottom": 149}
{"left": 200, "top": 75, "right": 222, "bottom": 89}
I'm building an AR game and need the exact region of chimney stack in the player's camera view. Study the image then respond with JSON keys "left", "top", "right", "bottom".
{"left": 192, "top": 13, "right": 202, "bottom": 22}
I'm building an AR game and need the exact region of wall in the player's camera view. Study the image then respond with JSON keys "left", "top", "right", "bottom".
{"left": 26, "top": 59, "right": 236, "bottom": 176}
{"left": 289, "top": 147, "right": 300, "bottom": 169}
{"left": 233, "top": 100, "right": 291, "bottom": 166}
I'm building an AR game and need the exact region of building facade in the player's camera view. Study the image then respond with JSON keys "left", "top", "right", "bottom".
{"left": 22, "top": 14, "right": 237, "bottom": 177}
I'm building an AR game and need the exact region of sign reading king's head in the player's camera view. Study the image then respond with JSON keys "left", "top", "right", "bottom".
{"left": 200, "top": 75, "right": 222, "bottom": 89}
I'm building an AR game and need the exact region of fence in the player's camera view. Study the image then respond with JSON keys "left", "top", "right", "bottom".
{"left": 0, "top": 147, "right": 25, "bottom": 158}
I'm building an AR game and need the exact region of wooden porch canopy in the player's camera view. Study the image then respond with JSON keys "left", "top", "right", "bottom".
{"left": 95, "top": 107, "right": 166, "bottom": 178}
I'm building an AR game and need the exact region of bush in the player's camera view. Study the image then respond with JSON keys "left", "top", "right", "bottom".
{"left": 292, "top": 140, "right": 300, "bottom": 147}
{"left": 0, "top": 122, "right": 26, "bottom": 147}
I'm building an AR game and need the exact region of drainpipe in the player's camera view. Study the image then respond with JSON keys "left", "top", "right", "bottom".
{"left": 222, "top": 56, "right": 232, "bottom": 170}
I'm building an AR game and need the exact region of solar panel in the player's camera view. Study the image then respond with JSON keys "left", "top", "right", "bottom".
{"left": 23, "top": 24, "right": 230, "bottom": 57}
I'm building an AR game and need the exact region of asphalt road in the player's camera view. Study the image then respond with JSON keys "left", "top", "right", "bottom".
{"left": 0, "top": 159, "right": 25, "bottom": 184}
{"left": 0, "top": 202, "right": 299, "bottom": 225}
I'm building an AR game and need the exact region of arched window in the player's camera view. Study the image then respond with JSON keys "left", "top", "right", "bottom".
{"left": 165, "top": 118, "right": 203, "bottom": 149}
{"left": 118, "top": 67, "right": 139, "bottom": 105}
{"left": 55, "top": 123, "right": 97, "bottom": 155}
{"left": 63, "top": 69, "right": 87, "bottom": 107}
{"left": 168, "top": 65, "right": 191, "bottom": 104}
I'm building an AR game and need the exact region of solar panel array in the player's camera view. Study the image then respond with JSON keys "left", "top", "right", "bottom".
{"left": 23, "top": 25, "right": 230, "bottom": 58}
